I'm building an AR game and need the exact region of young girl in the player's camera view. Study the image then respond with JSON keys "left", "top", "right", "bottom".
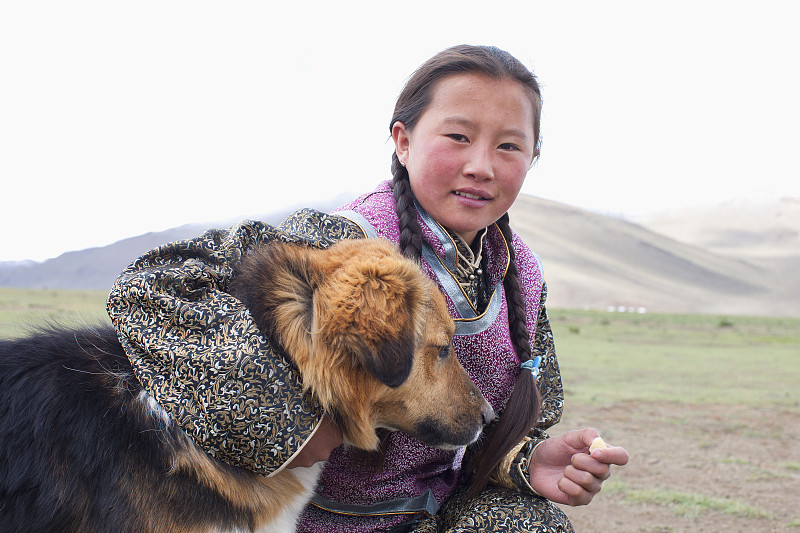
{"left": 108, "top": 45, "right": 628, "bottom": 532}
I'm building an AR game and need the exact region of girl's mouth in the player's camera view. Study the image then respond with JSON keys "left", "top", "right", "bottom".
{"left": 454, "top": 191, "right": 487, "bottom": 201}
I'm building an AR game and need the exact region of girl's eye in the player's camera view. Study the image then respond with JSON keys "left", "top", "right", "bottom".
{"left": 499, "top": 142, "right": 521, "bottom": 151}
{"left": 447, "top": 133, "right": 469, "bottom": 142}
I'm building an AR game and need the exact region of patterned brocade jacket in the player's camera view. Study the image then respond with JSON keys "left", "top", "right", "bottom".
{"left": 106, "top": 181, "right": 565, "bottom": 523}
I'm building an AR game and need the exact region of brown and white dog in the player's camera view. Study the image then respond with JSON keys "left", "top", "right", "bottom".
{"left": 0, "top": 238, "right": 494, "bottom": 532}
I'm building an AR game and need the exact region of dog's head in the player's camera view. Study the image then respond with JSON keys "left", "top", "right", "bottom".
{"left": 234, "top": 238, "right": 494, "bottom": 451}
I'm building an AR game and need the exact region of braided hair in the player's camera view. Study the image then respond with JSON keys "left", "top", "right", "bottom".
{"left": 389, "top": 45, "right": 544, "bottom": 494}
{"left": 391, "top": 153, "right": 423, "bottom": 261}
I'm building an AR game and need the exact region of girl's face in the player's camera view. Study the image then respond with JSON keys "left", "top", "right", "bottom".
{"left": 392, "top": 73, "right": 537, "bottom": 245}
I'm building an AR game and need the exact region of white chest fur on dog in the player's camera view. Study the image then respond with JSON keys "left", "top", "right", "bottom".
{"left": 256, "top": 465, "right": 324, "bottom": 533}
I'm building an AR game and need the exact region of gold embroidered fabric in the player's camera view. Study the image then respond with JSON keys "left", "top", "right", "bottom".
{"left": 490, "top": 437, "right": 531, "bottom": 489}
{"left": 107, "top": 209, "right": 365, "bottom": 475}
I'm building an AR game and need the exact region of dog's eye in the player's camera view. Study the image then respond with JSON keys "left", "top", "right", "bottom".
{"left": 438, "top": 345, "right": 450, "bottom": 359}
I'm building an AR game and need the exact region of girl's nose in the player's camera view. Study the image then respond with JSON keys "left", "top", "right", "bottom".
{"left": 462, "top": 147, "right": 494, "bottom": 181}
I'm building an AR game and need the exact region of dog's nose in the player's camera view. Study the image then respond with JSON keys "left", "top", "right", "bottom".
{"left": 481, "top": 404, "right": 496, "bottom": 426}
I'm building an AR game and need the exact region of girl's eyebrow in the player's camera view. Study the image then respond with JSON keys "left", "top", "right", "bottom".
{"left": 441, "top": 116, "right": 474, "bottom": 128}
{"left": 441, "top": 116, "right": 530, "bottom": 141}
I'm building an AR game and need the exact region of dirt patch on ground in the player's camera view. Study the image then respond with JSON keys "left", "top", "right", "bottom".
{"left": 549, "top": 402, "right": 800, "bottom": 532}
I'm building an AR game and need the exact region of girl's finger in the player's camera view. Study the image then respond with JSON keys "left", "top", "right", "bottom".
{"left": 571, "top": 452, "right": 612, "bottom": 480}
{"left": 564, "top": 464, "right": 603, "bottom": 493}
{"left": 557, "top": 476, "right": 594, "bottom": 506}
{"left": 592, "top": 445, "right": 630, "bottom": 466}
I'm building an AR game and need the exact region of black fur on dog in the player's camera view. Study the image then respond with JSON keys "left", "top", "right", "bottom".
{"left": 0, "top": 325, "right": 263, "bottom": 531}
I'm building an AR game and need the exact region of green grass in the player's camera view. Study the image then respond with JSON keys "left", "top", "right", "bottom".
{"left": 603, "top": 480, "right": 774, "bottom": 520}
{"left": 548, "top": 309, "right": 800, "bottom": 408}
{"left": 626, "top": 487, "right": 773, "bottom": 520}
{"left": 0, "top": 287, "right": 109, "bottom": 339}
{"left": 718, "top": 458, "right": 800, "bottom": 481}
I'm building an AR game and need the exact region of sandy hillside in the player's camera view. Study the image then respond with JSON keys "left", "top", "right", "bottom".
{"left": 509, "top": 195, "right": 799, "bottom": 317}
{"left": 633, "top": 196, "right": 800, "bottom": 257}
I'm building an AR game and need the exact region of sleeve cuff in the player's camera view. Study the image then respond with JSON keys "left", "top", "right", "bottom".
{"left": 267, "top": 411, "right": 327, "bottom": 477}
{"left": 489, "top": 435, "right": 547, "bottom": 497}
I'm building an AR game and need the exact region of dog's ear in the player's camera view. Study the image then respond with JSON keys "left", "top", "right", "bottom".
{"left": 352, "top": 297, "right": 415, "bottom": 389}
{"left": 315, "top": 255, "right": 418, "bottom": 389}
{"left": 231, "top": 243, "right": 315, "bottom": 349}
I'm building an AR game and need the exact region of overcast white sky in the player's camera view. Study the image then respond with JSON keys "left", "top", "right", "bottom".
{"left": 2, "top": 1, "right": 798, "bottom": 262}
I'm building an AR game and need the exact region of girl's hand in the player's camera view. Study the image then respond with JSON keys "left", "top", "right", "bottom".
{"left": 528, "top": 428, "right": 629, "bottom": 506}
{"left": 286, "top": 413, "right": 343, "bottom": 469}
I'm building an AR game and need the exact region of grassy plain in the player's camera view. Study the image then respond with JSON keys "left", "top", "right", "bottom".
{"left": 2, "top": 287, "right": 799, "bottom": 530}
{"left": 548, "top": 308, "right": 800, "bottom": 408}
{"left": 0, "top": 287, "right": 110, "bottom": 339}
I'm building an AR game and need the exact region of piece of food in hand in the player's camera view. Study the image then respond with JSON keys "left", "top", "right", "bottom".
{"left": 590, "top": 436, "right": 609, "bottom": 452}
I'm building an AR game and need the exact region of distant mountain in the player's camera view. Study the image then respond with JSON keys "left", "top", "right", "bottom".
{"left": 0, "top": 211, "right": 292, "bottom": 292}
{"left": 0, "top": 260, "right": 36, "bottom": 270}
{"left": 509, "top": 196, "right": 798, "bottom": 317}
{"left": 0, "top": 223, "right": 218, "bottom": 291}
{"left": 0, "top": 197, "right": 352, "bottom": 291}
{"left": 1, "top": 195, "right": 797, "bottom": 317}
{"left": 633, "top": 196, "right": 800, "bottom": 257}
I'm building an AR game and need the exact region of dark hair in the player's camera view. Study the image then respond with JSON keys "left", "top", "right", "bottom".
{"left": 389, "top": 45, "right": 544, "bottom": 494}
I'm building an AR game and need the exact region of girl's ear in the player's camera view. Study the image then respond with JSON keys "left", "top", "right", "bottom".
{"left": 391, "top": 121, "right": 410, "bottom": 166}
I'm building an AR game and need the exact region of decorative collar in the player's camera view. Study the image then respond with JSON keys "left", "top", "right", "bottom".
{"left": 445, "top": 227, "right": 489, "bottom": 312}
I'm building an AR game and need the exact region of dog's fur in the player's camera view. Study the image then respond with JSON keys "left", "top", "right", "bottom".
{"left": 0, "top": 238, "right": 493, "bottom": 532}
